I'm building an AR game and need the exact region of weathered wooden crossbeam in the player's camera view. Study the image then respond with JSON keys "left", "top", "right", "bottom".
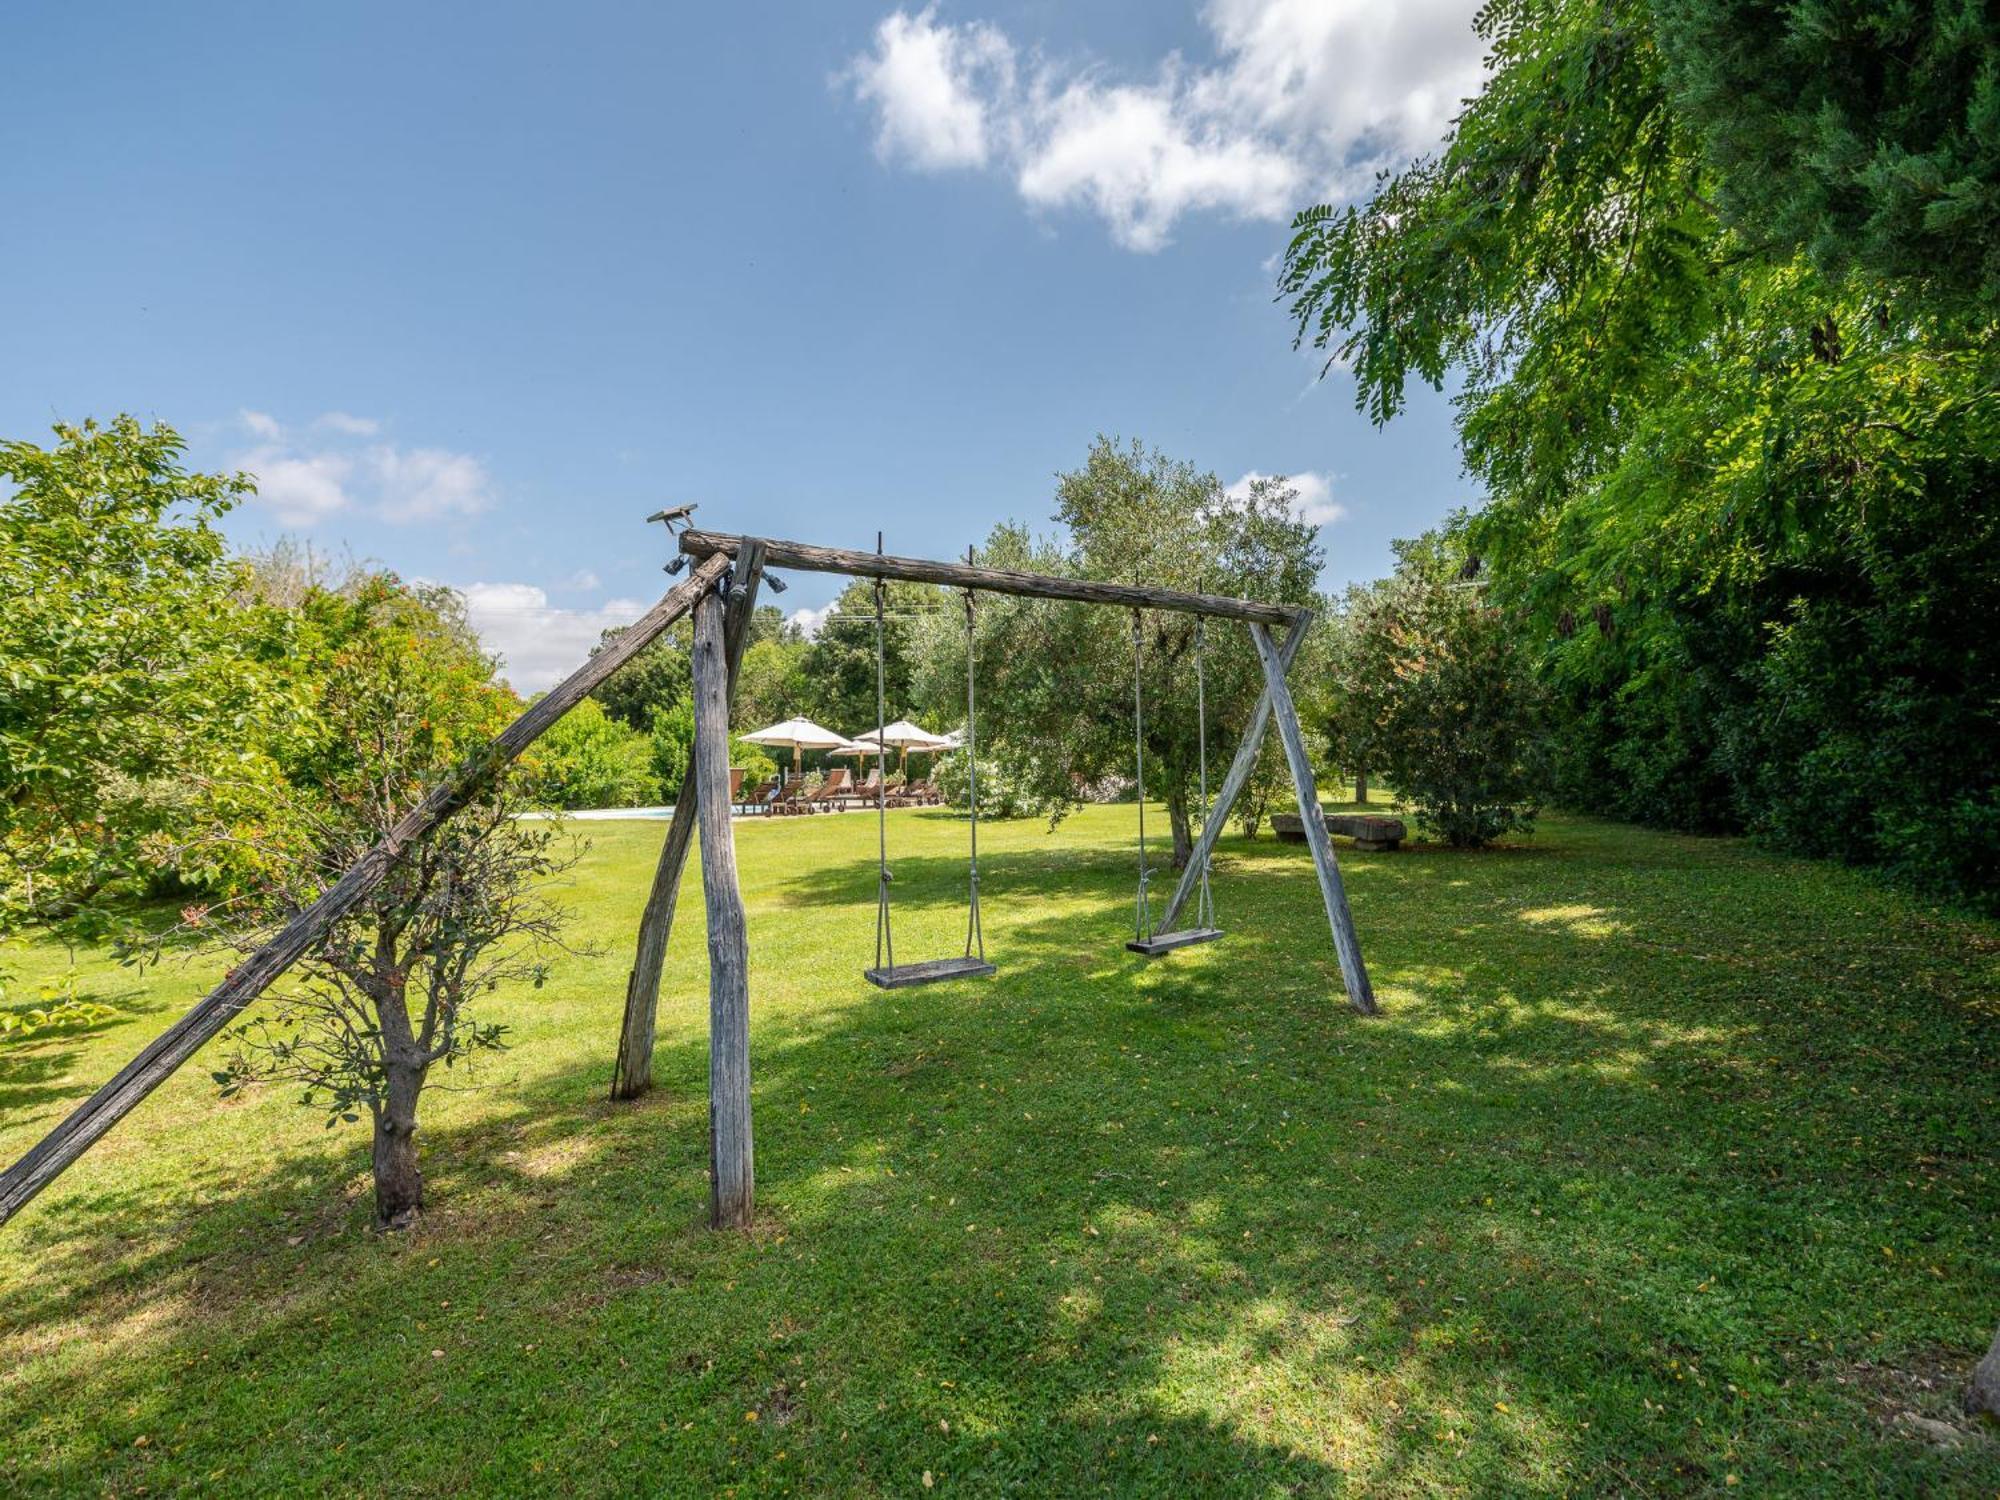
{"left": 678, "top": 530, "right": 1308, "bottom": 627}
{"left": 0, "top": 551, "right": 734, "bottom": 1230}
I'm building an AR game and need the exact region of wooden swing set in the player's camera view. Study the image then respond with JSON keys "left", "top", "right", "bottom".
{"left": 0, "top": 523, "right": 1374, "bottom": 1234}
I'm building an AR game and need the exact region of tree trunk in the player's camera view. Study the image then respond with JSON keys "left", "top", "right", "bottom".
{"left": 1166, "top": 777, "right": 1193, "bottom": 871}
{"left": 1354, "top": 769, "right": 1369, "bottom": 804}
{"left": 371, "top": 1058, "right": 426, "bottom": 1227}
{"left": 1971, "top": 1320, "right": 2000, "bottom": 1420}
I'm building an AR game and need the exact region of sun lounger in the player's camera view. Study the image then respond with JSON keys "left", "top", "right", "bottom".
{"left": 806, "top": 769, "right": 853, "bottom": 809}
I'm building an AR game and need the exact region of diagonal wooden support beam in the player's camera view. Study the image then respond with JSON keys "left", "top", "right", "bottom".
{"left": 610, "top": 542, "right": 765, "bottom": 1099}
{"left": 1250, "top": 621, "right": 1377, "bottom": 1016}
{"left": 0, "top": 553, "right": 734, "bottom": 1231}
{"left": 1154, "top": 616, "right": 1306, "bottom": 936}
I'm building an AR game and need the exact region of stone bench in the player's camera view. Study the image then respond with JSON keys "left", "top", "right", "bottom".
{"left": 1271, "top": 809, "right": 1406, "bottom": 852}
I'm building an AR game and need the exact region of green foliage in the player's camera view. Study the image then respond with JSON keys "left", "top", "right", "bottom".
{"left": 0, "top": 417, "right": 273, "bottom": 937}
{"left": 524, "top": 697, "right": 661, "bottom": 810}
{"left": 0, "top": 956, "right": 113, "bottom": 1040}
{"left": 649, "top": 700, "right": 695, "bottom": 799}
{"left": 1329, "top": 533, "right": 1551, "bottom": 847}
{"left": 728, "top": 734, "right": 779, "bottom": 788}
{"left": 271, "top": 573, "right": 512, "bottom": 805}
{"left": 734, "top": 635, "right": 810, "bottom": 730}
{"left": 802, "top": 576, "right": 946, "bottom": 736}
{"left": 590, "top": 623, "right": 691, "bottom": 733}
{"left": 1655, "top": 0, "right": 2000, "bottom": 318}
{"left": 931, "top": 746, "right": 1054, "bottom": 820}
{"left": 1228, "top": 735, "right": 1292, "bottom": 839}
{"left": 202, "top": 570, "right": 573, "bottom": 1221}
{"left": 1279, "top": 0, "right": 2000, "bottom": 908}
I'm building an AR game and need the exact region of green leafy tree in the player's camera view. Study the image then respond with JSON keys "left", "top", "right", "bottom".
{"left": 1334, "top": 535, "right": 1551, "bottom": 848}
{"left": 590, "top": 623, "right": 691, "bottom": 733}
{"left": 802, "top": 576, "right": 946, "bottom": 738}
{"left": 1279, "top": 0, "right": 2000, "bottom": 907}
{"left": 206, "top": 574, "right": 575, "bottom": 1226}
{"left": 650, "top": 700, "right": 695, "bottom": 798}
{"left": 734, "top": 634, "right": 810, "bottom": 730}
{"left": 1302, "top": 603, "right": 1380, "bottom": 806}
{"left": 0, "top": 418, "right": 274, "bottom": 944}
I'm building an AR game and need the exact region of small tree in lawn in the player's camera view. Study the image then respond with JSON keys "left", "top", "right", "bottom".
{"left": 208, "top": 574, "right": 576, "bottom": 1227}
{"left": 1337, "top": 531, "right": 1551, "bottom": 847}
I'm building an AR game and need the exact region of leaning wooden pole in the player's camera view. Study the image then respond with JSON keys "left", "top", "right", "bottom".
{"left": 1250, "top": 621, "right": 1378, "bottom": 1016}
{"left": 0, "top": 552, "right": 733, "bottom": 1231}
{"left": 690, "top": 584, "right": 755, "bottom": 1229}
{"left": 1154, "top": 617, "right": 1306, "bottom": 936}
{"left": 610, "top": 541, "right": 765, "bottom": 1100}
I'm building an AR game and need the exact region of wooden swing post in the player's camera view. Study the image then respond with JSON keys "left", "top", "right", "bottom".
{"left": 610, "top": 541, "right": 765, "bottom": 1100}
{"left": 1251, "top": 622, "right": 1377, "bottom": 1016}
{"left": 690, "top": 584, "right": 755, "bottom": 1228}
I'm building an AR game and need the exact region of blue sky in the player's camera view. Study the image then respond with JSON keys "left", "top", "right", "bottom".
{"left": 5, "top": 1, "right": 1485, "bottom": 689}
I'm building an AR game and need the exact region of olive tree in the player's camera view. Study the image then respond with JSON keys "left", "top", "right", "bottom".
{"left": 205, "top": 574, "right": 577, "bottom": 1227}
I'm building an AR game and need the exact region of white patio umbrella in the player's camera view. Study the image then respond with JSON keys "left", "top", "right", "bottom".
{"left": 741, "top": 716, "right": 848, "bottom": 783}
{"left": 853, "top": 719, "right": 952, "bottom": 775}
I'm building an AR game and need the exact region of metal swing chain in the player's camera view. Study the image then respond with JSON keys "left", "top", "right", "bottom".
{"left": 1132, "top": 608, "right": 1152, "bottom": 943}
{"left": 872, "top": 546, "right": 894, "bottom": 974}
{"left": 961, "top": 563, "right": 985, "bottom": 962}
{"left": 1195, "top": 615, "right": 1216, "bottom": 932}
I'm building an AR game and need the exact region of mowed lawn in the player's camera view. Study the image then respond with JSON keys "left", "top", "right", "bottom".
{"left": 1, "top": 800, "right": 1996, "bottom": 1496}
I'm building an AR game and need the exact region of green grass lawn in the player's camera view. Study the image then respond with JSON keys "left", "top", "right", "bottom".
{"left": 2, "top": 800, "right": 1996, "bottom": 1495}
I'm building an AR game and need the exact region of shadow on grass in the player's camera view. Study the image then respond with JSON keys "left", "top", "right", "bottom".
{"left": 1, "top": 979, "right": 166, "bottom": 1124}
{"left": 4, "top": 820, "right": 1997, "bottom": 1494}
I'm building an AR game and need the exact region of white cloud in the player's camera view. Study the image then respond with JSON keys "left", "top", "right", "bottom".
{"left": 846, "top": 6, "right": 1015, "bottom": 169}
{"left": 787, "top": 602, "right": 838, "bottom": 639}
{"left": 565, "top": 568, "right": 602, "bottom": 591}
{"left": 1227, "top": 469, "right": 1346, "bottom": 527}
{"left": 368, "top": 445, "right": 492, "bottom": 522}
{"left": 231, "top": 411, "right": 492, "bottom": 527}
{"left": 1017, "top": 75, "right": 1301, "bottom": 251}
{"left": 239, "top": 446, "right": 354, "bottom": 525}
{"left": 456, "top": 582, "right": 654, "bottom": 693}
{"left": 844, "top": 1, "right": 1487, "bottom": 250}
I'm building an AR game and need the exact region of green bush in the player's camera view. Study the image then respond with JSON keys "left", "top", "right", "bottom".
{"left": 728, "top": 736, "right": 778, "bottom": 789}
{"left": 524, "top": 699, "right": 659, "bottom": 810}
{"left": 933, "top": 746, "right": 1055, "bottom": 820}
{"left": 649, "top": 701, "right": 694, "bottom": 798}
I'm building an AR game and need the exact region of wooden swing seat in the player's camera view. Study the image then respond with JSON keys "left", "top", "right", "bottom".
{"left": 1125, "top": 926, "right": 1224, "bottom": 957}
{"left": 864, "top": 956, "right": 998, "bottom": 989}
